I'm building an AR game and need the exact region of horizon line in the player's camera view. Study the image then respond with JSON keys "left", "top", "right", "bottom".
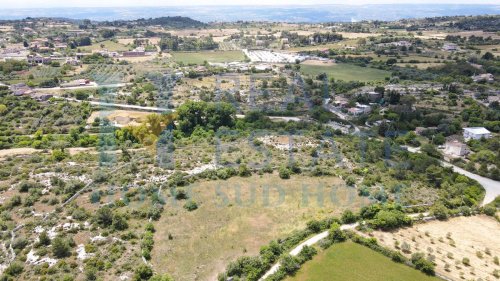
{"left": 2, "top": 3, "right": 500, "bottom": 9}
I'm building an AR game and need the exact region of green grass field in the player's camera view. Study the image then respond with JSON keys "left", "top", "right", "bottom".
{"left": 171, "top": 50, "right": 246, "bottom": 64}
{"left": 300, "top": 63, "right": 390, "bottom": 82}
{"left": 287, "top": 241, "right": 441, "bottom": 281}
{"left": 79, "top": 40, "right": 130, "bottom": 52}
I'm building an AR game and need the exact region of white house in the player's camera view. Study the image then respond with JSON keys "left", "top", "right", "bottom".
{"left": 463, "top": 127, "right": 492, "bottom": 140}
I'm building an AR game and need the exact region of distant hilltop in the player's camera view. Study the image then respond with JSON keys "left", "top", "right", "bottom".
{"left": 0, "top": 4, "right": 498, "bottom": 22}
{"left": 103, "top": 16, "right": 206, "bottom": 28}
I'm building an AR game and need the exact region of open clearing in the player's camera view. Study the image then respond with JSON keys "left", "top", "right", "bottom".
{"left": 78, "top": 40, "right": 130, "bottom": 52}
{"left": 151, "top": 174, "right": 370, "bottom": 281}
{"left": 287, "top": 241, "right": 440, "bottom": 281}
{"left": 300, "top": 63, "right": 390, "bottom": 82}
{"left": 86, "top": 110, "right": 151, "bottom": 127}
{"left": 171, "top": 50, "right": 246, "bottom": 64}
{"left": 371, "top": 215, "right": 500, "bottom": 281}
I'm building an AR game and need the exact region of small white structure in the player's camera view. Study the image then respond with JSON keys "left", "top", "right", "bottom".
{"left": 443, "top": 43, "right": 458, "bottom": 51}
{"left": 463, "top": 127, "right": 491, "bottom": 140}
{"left": 472, "top": 73, "right": 494, "bottom": 83}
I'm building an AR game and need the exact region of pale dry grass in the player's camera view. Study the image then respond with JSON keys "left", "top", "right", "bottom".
{"left": 151, "top": 174, "right": 370, "bottom": 281}
{"left": 86, "top": 110, "right": 151, "bottom": 127}
{"left": 371, "top": 215, "right": 500, "bottom": 281}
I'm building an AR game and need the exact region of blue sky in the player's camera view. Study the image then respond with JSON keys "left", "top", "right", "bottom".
{"left": 2, "top": 0, "right": 498, "bottom": 8}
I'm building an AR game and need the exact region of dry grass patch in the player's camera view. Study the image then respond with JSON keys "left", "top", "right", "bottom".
{"left": 151, "top": 174, "right": 370, "bottom": 281}
{"left": 371, "top": 215, "right": 500, "bottom": 281}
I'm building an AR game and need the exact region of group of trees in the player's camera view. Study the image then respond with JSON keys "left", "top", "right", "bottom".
{"left": 159, "top": 35, "right": 218, "bottom": 51}
{"left": 176, "top": 101, "right": 236, "bottom": 136}
{"left": 0, "top": 60, "right": 28, "bottom": 75}
{"left": 281, "top": 31, "right": 342, "bottom": 46}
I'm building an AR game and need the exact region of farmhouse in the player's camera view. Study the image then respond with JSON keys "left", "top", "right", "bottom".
{"left": 463, "top": 127, "right": 491, "bottom": 140}
{"left": 60, "top": 79, "right": 91, "bottom": 88}
{"left": 27, "top": 55, "right": 51, "bottom": 65}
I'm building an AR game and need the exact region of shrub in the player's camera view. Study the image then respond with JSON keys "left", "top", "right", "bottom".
{"left": 391, "top": 251, "right": 406, "bottom": 263}
{"left": 133, "top": 264, "right": 153, "bottom": 281}
{"left": 280, "top": 254, "right": 300, "bottom": 274}
{"left": 341, "top": 210, "right": 357, "bottom": 224}
{"left": 411, "top": 252, "right": 435, "bottom": 275}
{"left": 483, "top": 205, "right": 496, "bottom": 216}
{"left": 369, "top": 209, "right": 412, "bottom": 230}
{"left": 278, "top": 166, "right": 291, "bottom": 179}
{"left": 297, "top": 245, "right": 317, "bottom": 263}
{"left": 183, "top": 200, "right": 198, "bottom": 211}
{"left": 12, "top": 237, "right": 29, "bottom": 250}
{"left": 145, "top": 223, "right": 155, "bottom": 233}
{"left": 238, "top": 164, "right": 252, "bottom": 177}
{"left": 18, "top": 180, "right": 40, "bottom": 192}
{"left": 430, "top": 203, "right": 449, "bottom": 220}
{"left": 3, "top": 262, "right": 23, "bottom": 276}
{"left": 38, "top": 231, "right": 51, "bottom": 246}
{"left": 112, "top": 213, "right": 129, "bottom": 231}
{"left": 306, "top": 220, "right": 322, "bottom": 233}
{"left": 52, "top": 237, "right": 72, "bottom": 258}
{"left": 328, "top": 222, "right": 346, "bottom": 242}
{"left": 345, "top": 176, "right": 356, "bottom": 186}
{"left": 174, "top": 188, "right": 188, "bottom": 200}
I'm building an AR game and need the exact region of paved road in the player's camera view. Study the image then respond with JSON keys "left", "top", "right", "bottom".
{"left": 322, "top": 102, "right": 361, "bottom": 134}
{"left": 404, "top": 146, "right": 499, "bottom": 206}
{"left": 65, "top": 98, "right": 171, "bottom": 112}
{"left": 34, "top": 83, "right": 130, "bottom": 92}
{"left": 441, "top": 162, "right": 500, "bottom": 206}
{"left": 259, "top": 223, "right": 359, "bottom": 280}
{"left": 258, "top": 212, "right": 434, "bottom": 280}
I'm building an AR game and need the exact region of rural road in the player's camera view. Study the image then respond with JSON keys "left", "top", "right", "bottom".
{"left": 441, "top": 162, "right": 500, "bottom": 206}
{"left": 34, "top": 82, "right": 130, "bottom": 92}
{"left": 404, "top": 146, "right": 499, "bottom": 205}
{"left": 65, "top": 98, "right": 170, "bottom": 112}
{"left": 259, "top": 213, "right": 433, "bottom": 280}
{"left": 259, "top": 223, "right": 359, "bottom": 280}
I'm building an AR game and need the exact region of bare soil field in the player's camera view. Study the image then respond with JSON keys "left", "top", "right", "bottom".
{"left": 370, "top": 215, "right": 500, "bottom": 281}
{"left": 416, "top": 30, "right": 500, "bottom": 40}
{"left": 117, "top": 37, "right": 161, "bottom": 45}
{"left": 338, "top": 32, "right": 378, "bottom": 39}
{"left": 86, "top": 110, "right": 151, "bottom": 127}
{"left": 151, "top": 174, "right": 370, "bottom": 281}
{"left": 0, "top": 148, "right": 41, "bottom": 158}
